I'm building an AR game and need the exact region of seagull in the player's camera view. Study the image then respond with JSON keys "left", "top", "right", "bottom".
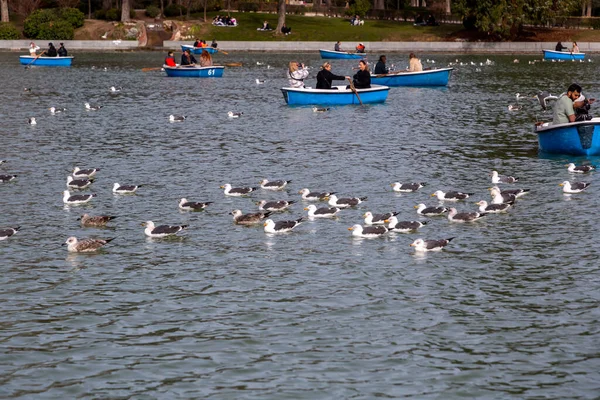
{"left": 489, "top": 187, "right": 517, "bottom": 204}
{"left": 363, "top": 211, "right": 399, "bottom": 225}
{"left": 256, "top": 61, "right": 264, "bottom": 65}
{"left": 220, "top": 183, "right": 257, "bottom": 196}
{"left": 67, "top": 175, "right": 92, "bottom": 190}
{"left": 348, "top": 224, "right": 388, "bottom": 238}
{"left": 566, "top": 163, "right": 596, "bottom": 173}
{"left": 328, "top": 194, "right": 367, "bottom": 208}
{"left": 0, "top": 175, "right": 17, "bottom": 183}
{"left": 109, "top": 86, "right": 122, "bottom": 93}
{"left": 490, "top": 186, "right": 529, "bottom": 198}
{"left": 507, "top": 105, "right": 522, "bottom": 111}
{"left": 63, "top": 236, "right": 115, "bottom": 252}
{"left": 179, "top": 198, "right": 213, "bottom": 211}
{"left": 432, "top": 190, "right": 474, "bottom": 201}
{"left": 143, "top": 221, "right": 188, "bottom": 237}
{"left": 28, "top": 117, "right": 37, "bottom": 125}
{"left": 101, "top": 31, "right": 108, "bottom": 39}
{"left": 304, "top": 204, "right": 341, "bottom": 218}
{"left": 559, "top": 180, "right": 590, "bottom": 193}
{"left": 78, "top": 214, "right": 117, "bottom": 227}
{"left": 256, "top": 200, "right": 295, "bottom": 211}
{"left": 23, "top": 87, "right": 32, "bottom": 92}
{"left": 228, "top": 111, "right": 243, "bottom": 118}
{"left": 391, "top": 182, "right": 426, "bottom": 192}
{"left": 73, "top": 167, "right": 100, "bottom": 178}
{"left": 410, "top": 238, "right": 454, "bottom": 252}
{"left": 415, "top": 203, "right": 449, "bottom": 216}
{"left": 491, "top": 170, "right": 519, "bottom": 184}
{"left": 263, "top": 218, "right": 303, "bottom": 234}
{"left": 475, "top": 200, "right": 513, "bottom": 213}
{"left": 112, "top": 182, "right": 141, "bottom": 194}
{"left": 49, "top": 107, "right": 66, "bottom": 114}
{"left": 231, "top": 209, "right": 272, "bottom": 225}
{"left": 298, "top": 188, "right": 335, "bottom": 201}
{"left": 0, "top": 226, "right": 20, "bottom": 241}
{"left": 63, "top": 190, "right": 96, "bottom": 205}
{"left": 85, "top": 103, "right": 102, "bottom": 111}
{"left": 312, "top": 107, "right": 330, "bottom": 113}
{"left": 447, "top": 208, "right": 486, "bottom": 223}
{"left": 255, "top": 79, "right": 265, "bottom": 84}
{"left": 259, "top": 179, "right": 291, "bottom": 191}
{"left": 385, "top": 216, "right": 428, "bottom": 233}
{"left": 169, "top": 114, "right": 186, "bottom": 122}
{"left": 0, "top": 160, "right": 6, "bottom": 165}
{"left": 534, "top": 91, "right": 559, "bottom": 110}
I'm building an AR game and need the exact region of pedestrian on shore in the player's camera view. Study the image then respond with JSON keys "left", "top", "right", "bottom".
{"left": 408, "top": 52, "right": 423, "bottom": 72}
{"left": 555, "top": 41, "right": 567, "bottom": 52}
{"left": 164, "top": 51, "right": 177, "bottom": 67}
{"left": 288, "top": 60, "right": 309, "bottom": 88}
{"left": 200, "top": 50, "right": 213, "bottom": 67}
{"left": 181, "top": 49, "right": 197, "bottom": 66}
{"left": 374, "top": 55, "right": 389, "bottom": 75}
{"left": 57, "top": 43, "right": 68, "bottom": 57}
{"left": 316, "top": 62, "right": 350, "bottom": 90}
{"left": 552, "top": 83, "right": 582, "bottom": 125}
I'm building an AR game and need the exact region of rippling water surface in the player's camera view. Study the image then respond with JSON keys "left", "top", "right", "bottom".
{"left": 1, "top": 51, "right": 599, "bottom": 399}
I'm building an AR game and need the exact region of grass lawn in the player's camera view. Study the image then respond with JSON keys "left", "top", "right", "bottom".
{"left": 187, "top": 12, "right": 464, "bottom": 42}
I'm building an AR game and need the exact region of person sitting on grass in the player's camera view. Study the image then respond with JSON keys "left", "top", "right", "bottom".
{"left": 181, "top": 49, "right": 197, "bottom": 66}
{"left": 258, "top": 20, "right": 272, "bottom": 31}
{"left": 281, "top": 24, "right": 292, "bottom": 35}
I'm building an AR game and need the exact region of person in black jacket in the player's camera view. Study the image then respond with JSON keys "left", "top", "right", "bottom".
{"left": 46, "top": 43, "right": 58, "bottom": 57}
{"left": 57, "top": 43, "right": 68, "bottom": 57}
{"left": 555, "top": 41, "right": 567, "bottom": 52}
{"left": 374, "top": 55, "right": 389, "bottom": 75}
{"left": 181, "top": 49, "right": 197, "bottom": 66}
{"left": 316, "top": 62, "right": 350, "bottom": 89}
{"left": 350, "top": 60, "right": 371, "bottom": 89}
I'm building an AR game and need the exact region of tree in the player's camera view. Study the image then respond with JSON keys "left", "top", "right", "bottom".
{"left": 121, "top": 0, "right": 130, "bottom": 21}
{"left": 275, "top": 0, "right": 286, "bottom": 35}
{"left": 582, "top": 0, "right": 592, "bottom": 17}
{"left": 1, "top": 0, "right": 9, "bottom": 22}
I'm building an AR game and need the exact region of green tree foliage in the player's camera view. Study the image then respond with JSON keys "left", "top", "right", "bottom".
{"left": 0, "top": 22, "right": 19, "bottom": 39}
{"left": 145, "top": 5, "right": 160, "bottom": 18}
{"left": 37, "top": 20, "right": 75, "bottom": 40}
{"left": 59, "top": 8, "right": 85, "bottom": 28}
{"left": 346, "top": 0, "right": 371, "bottom": 18}
{"left": 23, "top": 9, "right": 58, "bottom": 38}
{"left": 24, "top": 7, "right": 84, "bottom": 39}
{"left": 453, "top": 0, "right": 581, "bottom": 39}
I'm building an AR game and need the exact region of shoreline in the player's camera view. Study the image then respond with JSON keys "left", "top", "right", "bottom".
{"left": 2, "top": 40, "right": 599, "bottom": 54}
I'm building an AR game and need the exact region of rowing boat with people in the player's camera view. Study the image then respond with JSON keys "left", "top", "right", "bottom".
{"left": 163, "top": 65, "right": 224, "bottom": 78}
{"left": 180, "top": 45, "right": 219, "bottom": 55}
{"left": 281, "top": 85, "right": 389, "bottom": 105}
{"left": 370, "top": 67, "right": 453, "bottom": 87}
{"left": 19, "top": 55, "right": 73, "bottom": 67}
{"left": 534, "top": 118, "right": 600, "bottom": 156}
{"left": 319, "top": 49, "right": 366, "bottom": 60}
{"left": 542, "top": 49, "right": 585, "bottom": 61}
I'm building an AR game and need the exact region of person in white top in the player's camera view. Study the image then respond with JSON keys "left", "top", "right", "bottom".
{"left": 288, "top": 61, "right": 309, "bottom": 88}
{"left": 571, "top": 41, "right": 579, "bottom": 53}
{"left": 408, "top": 52, "right": 423, "bottom": 72}
{"left": 29, "top": 42, "right": 40, "bottom": 56}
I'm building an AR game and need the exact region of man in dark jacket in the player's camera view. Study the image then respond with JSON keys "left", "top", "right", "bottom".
{"left": 374, "top": 55, "right": 389, "bottom": 75}
{"left": 57, "top": 43, "right": 68, "bottom": 57}
{"left": 181, "top": 50, "right": 197, "bottom": 66}
{"left": 46, "top": 43, "right": 58, "bottom": 57}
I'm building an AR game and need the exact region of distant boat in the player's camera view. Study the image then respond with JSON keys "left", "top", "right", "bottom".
{"left": 543, "top": 49, "right": 585, "bottom": 61}
{"left": 370, "top": 67, "right": 453, "bottom": 87}
{"left": 180, "top": 45, "right": 218, "bottom": 55}
{"left": 281, "top": 85, "right": 389, "bottom": 105}
{"left": 163, "top": 65, "right": 224, "bottom": 78}
{"left": 19, "top": 56, "right": 73, "bottom": 67}
{"left": 535, "top": 118, "right": 600, "bottom": 156}
{"left": 319, "top": 49, "right": 365, "bottom": 60}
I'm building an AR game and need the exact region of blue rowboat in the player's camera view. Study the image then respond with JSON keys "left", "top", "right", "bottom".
{"left": 319, "top": 49, "right": 365, "bottom": 60}
{"left": 181, "top": 45, "right": 219, "bottom": 55}
{"left": 543, "top": 49, "right": 585, "bottom": 61}
{"left": 281, "top": 85, "right": 389, "bottom": 106}
{"left": 535, "top": 118, "right": 600, "bottom": 156}
{"left": 163, "top": 65, "right": 224, "bottom": 78}
{"left": 19, "top": 55, "right": 73, "bottom": 67}
{"left": 371, "top": 67, "right": 453, "bottom": 87}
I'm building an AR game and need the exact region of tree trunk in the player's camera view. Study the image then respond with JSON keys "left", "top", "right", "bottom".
{"left": 275, "top": 0, "right": 286, "bottom": 35}
{"left": 374, "top": 0, "right": 384, "bottom": 10}
{"left": 203, "top": 0, "right": 207, "bottom": 21}
{"left": 445, "top": 0, "right": 450, "bottom": 15}
{"left": 121, "top": 0, "right": 130, "bottom": 21}
{"left": 1, "top": 0, "right": 9, "bottom": 22}
{"left": 102, "top": 0, "right": 111, "bottom": 9}
{"left": 88, "top": 0, "right": 91, "bottom": 18}
{"left": 160, "top": 0, "right": 164, "bottom": 17}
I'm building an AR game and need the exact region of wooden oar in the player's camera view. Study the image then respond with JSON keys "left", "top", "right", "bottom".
{"left": 142, "top": 67, "right": 163, "bottom": 72}
{"left": 24, "top": 51, "right": 45, "bottom": 69}
{"left": 347, "top": 77, "right": 363, "bottom": 106}
{"left": 225, "top": 62, "right": 242, "bottom": 67}
{"left": 217, "top": 49, "right": 229, "bottom": 55}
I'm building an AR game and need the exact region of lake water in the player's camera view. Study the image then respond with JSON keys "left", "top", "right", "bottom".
{"left": 1, "top": 51, "right": 599, "bottom": 399}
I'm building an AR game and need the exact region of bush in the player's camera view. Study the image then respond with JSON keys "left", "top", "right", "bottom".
{"left": 146, "top": 5, "right": 160, "bottom": 18}
{"left": 23, "top": 9, "right": 58, "bottom": 38}
{"left": 164, "top": 4, "right": 187, "bottom": 17}
{"left": 592, "top": 19, "right": 600, "bottom": 30}
{"left": 346, "top": 0, "right": 370, "bottom": 18}
{"left": 238, "top": 2, "right": 259, "bottom": 12}
{"left": 36, "top": 20, "right": 75, "bottom": 40}
{"left": 94, "top": 9, "right": 106, "bottom": 19}
{"left": 59, "top": 8, "right": 85, "bottom": 28}
{"left": 105, "top": 8, "right": 119, "bottom": 20}
{"left": 0, "top": 22, "right": 20, "bottom": 40}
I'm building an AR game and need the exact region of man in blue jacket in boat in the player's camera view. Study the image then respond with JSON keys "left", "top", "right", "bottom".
{"left": 552, "top": 83, "right": 581, "bottom": 125}
{"left": 181, "top": 49, "right": 197, "bottom": 66}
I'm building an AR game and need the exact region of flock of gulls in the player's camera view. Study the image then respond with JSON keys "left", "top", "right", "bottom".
{"left": 1, "top": 155, "right": 595, "bottom": 252}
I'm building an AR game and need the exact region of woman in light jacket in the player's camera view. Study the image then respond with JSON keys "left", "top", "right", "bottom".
{"left": 288, "top": 61, "right": 309, "bottom": 88}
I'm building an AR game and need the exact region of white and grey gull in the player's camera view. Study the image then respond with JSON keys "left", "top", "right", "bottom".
{"left": 415, "top": 203, "right": 449, "bottom": 216}
{"left": 363, "top": 211, "right": 399, "bottom": 225}
{"left": 256, "top": 200, "right": 295, "bottom": 211}
{"left": 179, "top": 198, "right": 213, "bottom": 211}
{"left": 491, "top": 170, "right": 519, "bottom": 184}
{"left": 0, "top": 226, "right": 20, "bottom": 241}
{"left": 559, "top": 180, "right": 590, "bottom": 193}
{"left": 298, "top": 188, "right": 335, "bottom": 201}
{"left": 328, "top": 194, "right": 367, "bottom": 208}
{"left": 263, "top": 218, "right": 303, "bottom": 233}
{"left": 143, "top": 221, "right": 188, "bottom": 237}
{"left": 566, "top": 163, "right": 595, "bottom": 173}
{"left": 348, "top": 224, "right": 388, "bottom": 238}
{"left": 221, "top": 183, "right": 257, "bottom": 196}
{"left": 63, "top": 236, "right": 115, "bottom": 252}
{"left": 259, "top": 179, "right": 291, "bottom": 191}
{"left": 63, "top": 190, "right": 96, "bottom": 205}
{"left": 231, "top": 209, "right": 272, "bottom": 225}
{"left": 78, "top": 214, "right": 117, "bottom": 227}
{"left": 385, "top": 217, "right": 428, "bottom": 233}
{"left": 447, "top": 208, "right": 486, "bottom": 223}
{"left": 67, "top": 175, "right": 92, "bottom": 190}
{"left": 410, "top": 237, "right": 454, "bottom": 252}
{"left": 391, "top": 182, "right": 426, "bottom": 193}
{"left": 113, "top": 182, "right": 142, "bottom": 194}
{"left": 304, "top": 204, "right": 341, "bottom": 218}
{"left": 432, "top": 190, "right": 474, "bottom": 201}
